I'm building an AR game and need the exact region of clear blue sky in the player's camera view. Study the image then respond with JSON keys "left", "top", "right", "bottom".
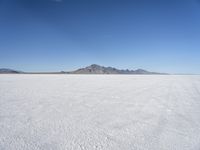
{"left": 0, "top": 0, "right": 200, "bottom": 73}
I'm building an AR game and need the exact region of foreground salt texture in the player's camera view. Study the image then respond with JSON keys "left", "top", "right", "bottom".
{"left": 0, "top": 75, "right": 200, "bottom": 150}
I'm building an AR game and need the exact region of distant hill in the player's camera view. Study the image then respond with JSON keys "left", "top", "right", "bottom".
{"left": 68, "top": 64, "right": 164, "bottom": 74}
{"left": 0, "top": 68, "right": 21, "bottom": 74}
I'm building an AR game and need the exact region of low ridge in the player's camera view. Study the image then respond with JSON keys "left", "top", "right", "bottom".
{"left": 0, "top": 68, "right": 21, "bottom": 74}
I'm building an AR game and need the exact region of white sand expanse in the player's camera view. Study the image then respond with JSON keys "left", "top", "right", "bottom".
{"left": 0, "top": 75, "right": 200, "bottom": 150}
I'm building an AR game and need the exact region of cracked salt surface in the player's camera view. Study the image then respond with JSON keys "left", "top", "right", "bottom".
{"left": 0, "top": 75, "right": 200, "bottom": 150}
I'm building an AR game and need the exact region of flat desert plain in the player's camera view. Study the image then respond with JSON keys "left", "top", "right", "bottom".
{"left": 0, "top": 75, "right": 200, "bottom": 150}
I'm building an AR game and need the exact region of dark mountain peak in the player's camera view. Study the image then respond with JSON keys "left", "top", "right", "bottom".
{"left": 86, "top": 64, "right": 102, "bottom": 69}
{"left": 89, "top": 64, "right": 101, "bottom": 68}
{"left": 73, "top": 64, "right": 114, "bottom": 74}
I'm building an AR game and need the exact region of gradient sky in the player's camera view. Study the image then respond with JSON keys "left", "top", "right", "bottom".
{"left": 0, "top": 0, "right": 200, "bottom": 73}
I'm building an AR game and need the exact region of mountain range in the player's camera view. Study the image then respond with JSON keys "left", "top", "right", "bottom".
{"left": 0, "top": 64, "right": 165, "bottom": 74}
{"left": 68, "top": 64, "right": 163, "bottom": 74}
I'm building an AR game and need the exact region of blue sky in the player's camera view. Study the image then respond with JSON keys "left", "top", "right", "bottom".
{"left": 0, "top": 0, "right": 200, "bottom": 73}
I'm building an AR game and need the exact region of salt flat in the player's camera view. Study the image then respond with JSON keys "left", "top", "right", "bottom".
{"left": 0, "top": 75, "right": 200, "bottom": 150}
